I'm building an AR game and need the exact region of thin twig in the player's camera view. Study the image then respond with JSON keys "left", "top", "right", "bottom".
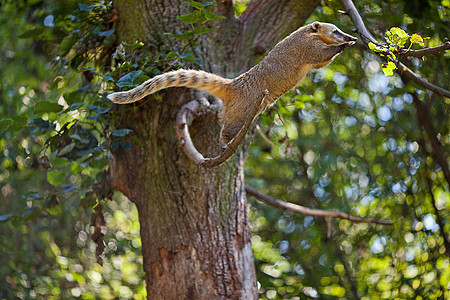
{"left": 255, "top": 124, "right": 275, "bottom": 146}
{"left": 337, "top": 0, "right": 450, "bottom": 98}
{"left": 245, "top": 184, "right": 393, "bottom": 225}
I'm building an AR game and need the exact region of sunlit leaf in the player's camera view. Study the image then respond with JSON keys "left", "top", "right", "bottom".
{"left": 410, "top": 33, "right": 425, "bottom": 46}
{"left": 382, "top": 61, "right": 396, "bottom": 76}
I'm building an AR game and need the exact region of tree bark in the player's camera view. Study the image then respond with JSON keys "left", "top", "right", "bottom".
{"left": 109, "top": 0, "right": 319, "bottom": 298}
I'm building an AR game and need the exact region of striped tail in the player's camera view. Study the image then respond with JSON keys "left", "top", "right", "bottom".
{"left": 107, "top": 69, "right": 233, "bottom": 104}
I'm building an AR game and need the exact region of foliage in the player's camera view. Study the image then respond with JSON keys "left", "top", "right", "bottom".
{"left": 247, "top": 0, "right": 449, "bottom": 298}
{"left": 0, "top": 0, "right": 448, "bottom": 299}
{"left": 368, "top": 27, "right": 429, "bottom": 76}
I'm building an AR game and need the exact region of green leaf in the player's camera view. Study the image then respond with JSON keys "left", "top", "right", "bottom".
{"left": 45, "top": 196, "right": 61, "bottom": 215}
{"left": 77, "top": 145, "right": 106, "bottom": 156}
{"left": 0, "top": 118, "right": 13, "bottom": 135}
{"left": 96, "top": 28, "right": 115, "bottom": 37}
{"left": 78, "top": 3, "right": 94, "bottom": 11}
{"left": 0, "top": 214, "right": 14, "bottom": 222}
{"left": 69, "top": 102, "right": 84, "bottom": 110}
{"left": 22, "top": 192, "right": 41, "bottom": 200}
{"left": 47, "top": 170, "right": 66, "bottom": 186}
{"left": 34, "top": 101, "right": 63, "bottom": 114}
{"left": 28, "top": 118, "right": 50, "bottom": 129}
{"left": 183, "top": 1, "right": 204, "bottom": 9}
{"left": 48, "top": 77, "right": 64, "bottom": 90}
{"left": 58, "top": 35, "right": 77, "bottom": 56}
{"left": 368, "top": 42, "right": 377, "bottom": 51}
{"left": 385, "top": 27, "right": 409, "bottom": 47}
{"left": 22, "top": 207, "right": 39, "bottom": 221}
{"left": 202, "top": 9, "right": 226, "bottom": 21}
{"left": 112, "top": 129, "right": 133, "bottom": 137}
{"left": 368, "top": 42, "right": 386, "bottom": 53}
{"left": 195, "top": 26, "right": 215, "bottom": 35}
{"left": 410, "top": 33, "right": 424, "bottom": 46}
{"left": 9, "top": 115, "right": 28, "bottom": 132}
{"left": 57, "top": 142, "right": 76, "bottom": 156}
{"left": 179, "top": 53, "right": 200, "bottom": 65}
{"left": 382, "top": 61, "right": 396, "bottom": 76}
{"left": 125, "top": 41, "right": 145, "bottom": 50}
{"left": 166, "top": 51, "right": 180, "bottom": 59}
{"left": 18, "top": 27, "right": 45, "bottom": 38}
{"left": 177, "top": 11, "right": 203, "bottom": 24}
{"left": 88, "top": 105, "right": 110, "bottom": 114}
{"left": 68, "top": 124, "right": 98, "bottom": 147}
{"left": 116, "top": 70, "right": 143, "bottom": 88}
{"left": 295, "top": 94, "right": 314, "bottom": 102}
{"left": 164, "top": 31, "right": 194, "bottom": 41}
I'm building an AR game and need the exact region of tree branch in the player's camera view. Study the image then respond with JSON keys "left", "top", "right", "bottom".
{"left": 337, "top": 0, "right": 450, "bottom": 98}
{"left": 411, "top": 92, "right": 450, "bottom": 186}
{"left": 397, "top": 63, "right": 450, "bottom": 98}
{"left": 176, "top": 91, "right": 268, "bottom": 167}
{"left": 176, "top": 98, "right": 212, "bottom": 164}
{"left": 395, "top": 42, "right": 450, "bottom": 58}
{"left": 422, "top": 150, "right": 450, "bottom": 256}
{"left": 245, "top": 185, "right": 393, "bottom": 225}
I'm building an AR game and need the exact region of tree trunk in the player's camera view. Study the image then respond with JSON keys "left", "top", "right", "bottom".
{"left": 109, "top": 0, "right": 319, "bottom": 298}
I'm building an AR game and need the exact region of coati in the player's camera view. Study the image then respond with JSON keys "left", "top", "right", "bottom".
{"left": 107, "top": 22, "right": 356, "bottom": 146}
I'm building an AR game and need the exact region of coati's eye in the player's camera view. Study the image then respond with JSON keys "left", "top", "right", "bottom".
{"left": 333, "top": 30, "right": 343, "bottom": 37}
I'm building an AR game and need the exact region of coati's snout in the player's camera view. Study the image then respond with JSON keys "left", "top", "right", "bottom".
{"left": 335, "top": 30, "right": 357, "bottom": 45}
{"left": 310, "top": 21, "right": 357, "bottom": 47}
{"left": 306, "top": 22, "right": 357, "bottom": 69}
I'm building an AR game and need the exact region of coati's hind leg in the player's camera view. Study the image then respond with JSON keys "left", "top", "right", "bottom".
{"left": 219, "top": 90, "right": 269, "bottom": 149}
{"left": 219, "top": 120, "right": 245, "bottom": 149}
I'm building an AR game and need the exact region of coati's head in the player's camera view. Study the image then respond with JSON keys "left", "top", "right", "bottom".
{"left": 304, "top": 21, "right": 357, "bottom": 68}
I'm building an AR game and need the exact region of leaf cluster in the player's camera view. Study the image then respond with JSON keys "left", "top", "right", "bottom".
{"left": 368, "top": 27, "right": 428, "bottom": 76}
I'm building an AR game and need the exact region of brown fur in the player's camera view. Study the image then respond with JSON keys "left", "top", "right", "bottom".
{"left": 107, "top": 22, "right": 356, "bottom": 145}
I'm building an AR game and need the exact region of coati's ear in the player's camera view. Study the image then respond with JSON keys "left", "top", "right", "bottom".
{"left": 311, "top": 22, "right": 320, "bottom": 32}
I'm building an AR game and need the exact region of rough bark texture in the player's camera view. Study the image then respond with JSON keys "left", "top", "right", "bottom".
{"left": 109, "top": 0, "right": 319, "bottom": 298}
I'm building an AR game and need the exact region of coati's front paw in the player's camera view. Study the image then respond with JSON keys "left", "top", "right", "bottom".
{"left": 220, "top": 143, "right": 228, "bottom": 151}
